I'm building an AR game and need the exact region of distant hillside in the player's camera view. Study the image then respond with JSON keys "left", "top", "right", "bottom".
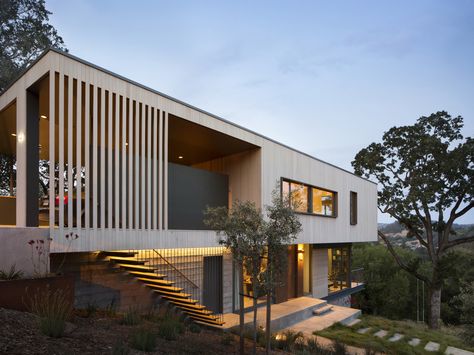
{"left": 377, "top": 222, "right": 474, "bottom": 250}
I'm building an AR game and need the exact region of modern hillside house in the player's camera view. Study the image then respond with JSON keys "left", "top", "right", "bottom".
{"left": 0, "top": 49, "right": 377, "bottom": 326}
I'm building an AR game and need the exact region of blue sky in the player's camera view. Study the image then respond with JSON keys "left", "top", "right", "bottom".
{"left": 47, "top": 0, "right": 474, "bottom": 223}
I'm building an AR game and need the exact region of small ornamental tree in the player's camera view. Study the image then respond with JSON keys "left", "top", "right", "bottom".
{"left": 204, "top": 201, "right": 265, "bottom": 355}
{"left": 262, "top": 187, "right": 301, "bottom": 353}
{"left": 352, "top": 111, "right": 474, "bottom": 329}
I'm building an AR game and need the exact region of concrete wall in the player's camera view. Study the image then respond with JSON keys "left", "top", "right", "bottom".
{"left": 311, "top": 247, "right": 329, "bottom": 298}
{"left": 0, "top": 227, "right": 50, "bottom": 277}
{"left": 50, "top": 252, "right": 157, "bottom": 312}
{"left": 222, "top": 251, "right": 233, "bottom": 314}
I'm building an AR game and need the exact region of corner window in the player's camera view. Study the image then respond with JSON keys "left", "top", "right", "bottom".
{"left": 281, "top": 178, "right": 337, "bottom": 217}
{"left": 312, "top": 188, "right": 335, "bottom": 216}
{"left": 350, "top": 191, "right": 357, "bottom": 225}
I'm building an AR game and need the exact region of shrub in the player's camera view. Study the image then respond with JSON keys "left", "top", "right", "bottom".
{"left": 121, "top": 306, "right": 141, "bottom": 326}
{"left": 0, "top": 264, "right": 24, "bottom": 280}
{"left": 29, "top": 287, "right": 73, "bottom": 338}
{"left": 130, "top": 328, "right": 156, "bottom": 352}
{"left": 274, "top": 329, "right": 305, "bottom": 351}
{"left": 221, "top": 332, "right": 234, "bottom": 345}
{"left": 189, "top": 323, "right": 202, "bottom": 333}
{"left": 157, "top": 315, "right": 185, "bottom": 340}
{"left": 112, "top": 339, "right": 130, "bottom": 355}
{"left": 332, "top": 340, "right": 348, "bottom": 355}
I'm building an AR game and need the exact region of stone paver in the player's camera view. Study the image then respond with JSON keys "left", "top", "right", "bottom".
{"left": 357, "top": 327, "right": 371, "bottom": 334}
{"left": 408, "top": 338, "right": 421, "bottom": 346}
{"left": 425, "top": 341, "right": 440, "bottom": 352}
{"left": 445, "top": 346, "right": 474, "bottom": 355}
{"left": 388, "top": 333, "right": 404, "bottom": 342}
{"left": 373, "top": 329, "right": 388, "bottom": 338}
{"left": 346, "top": 319, "right": 361, "bottom": 327}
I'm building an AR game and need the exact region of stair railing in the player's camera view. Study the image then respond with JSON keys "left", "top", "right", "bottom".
{"left": 152, "top": 249, "right": 199, "bottom": 289}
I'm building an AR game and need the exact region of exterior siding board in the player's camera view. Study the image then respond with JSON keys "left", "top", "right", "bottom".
{"left": 0, "top": 50, "right": 378, "bottom": 253}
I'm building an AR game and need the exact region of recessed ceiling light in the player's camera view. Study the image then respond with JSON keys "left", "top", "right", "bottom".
{"left": 178, "top": 155, "right": 183, "bottom": 159}
{"left": 11, "top": 133, "right": 16, "bottom": 137}
{"left": 40, "top": 115, "right": 47, "bottom": 119}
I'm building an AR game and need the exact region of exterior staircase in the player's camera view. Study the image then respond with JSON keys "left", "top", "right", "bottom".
{"left": 102, "top": 251, "right": 224, "bottom": 326}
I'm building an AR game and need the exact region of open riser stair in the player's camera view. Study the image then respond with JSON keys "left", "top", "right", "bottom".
{"left": 102, "top": 251, "right": 224, "bottom": 326}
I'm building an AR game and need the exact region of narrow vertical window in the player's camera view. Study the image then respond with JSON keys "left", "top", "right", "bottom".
{"left": 350, "top": 191, "right": 358, "bottom": 225}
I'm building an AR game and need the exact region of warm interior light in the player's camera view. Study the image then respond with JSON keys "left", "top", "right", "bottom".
{"left": 125, "top": 142, "right": 129, "bottom": 146}
{"left": 40, "top": 114, "right": 47, "bottom": 119}
{"left": 178, "top": 155, "right": 183, "bottom": 159}
{"left": 297, "top": 244, "right": 304, "bottom": 261}
{"left": 11, "top": 133, "right": 17, "bottom": 137}
{"left": 17, "top": 132, "right": 25, "bottom": 143}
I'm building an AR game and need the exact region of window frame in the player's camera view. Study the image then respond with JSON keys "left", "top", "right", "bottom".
{"left": 350, "top": 191, "right": 358, "bottom": 225}
{"left": 280, "top": 177, "right": 338, "bottom": 218}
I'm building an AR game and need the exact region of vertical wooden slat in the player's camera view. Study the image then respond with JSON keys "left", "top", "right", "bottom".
{"left": 141, "top": 103, "right": 146, "bottom": 230}
{"left": 121, "top": 96, "right": 127, "bottom": 229}
{"left": 67, "top": 76, "right": 73, "bottom": 229}
{"left": 147, "top": 105, "right": 152, "bottom": 230}
{"left": 58, "top": 73, "right": 65, "bottom": 230}
{"left": 100, "top": 87, "right": 106, "bottom": 228}
{"left": 158, "top": 109, "right": 163, "bottom": 230}
{"left": 49, "top": 71, "right": 55, "bottom": 229}
{"left": 152, "top": 107, "right": 157, "bottom": 230}
{"left": 134, "top": 100, "right": 139, "bottom": 229}
{"left": 164, "top": 111, "right": 168, "bottom": 230}
{"left": 92, "top": 83, "right": 98, "bottom": 229}
{"left": 84, "top": 82, "right": 90, "bottom": 229}
{"left": 128, "top": 99, "right": 133, "bottom": 229}
{"left": 76, "top": 80, "right": 82, "bottom": 229}
{"left": 107, "top": 90, "right": 113, "bottom": 229}
{"left": 115, "top": 93, "right": 120, "bottom": 229}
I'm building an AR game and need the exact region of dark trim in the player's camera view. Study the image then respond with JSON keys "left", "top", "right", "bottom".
{"left": 312, "top": 242, "right": 352, "bottom": 249}
{"left": 281, "top": 177, "right": 338, "bottom": 218}
{"left": 350, "top": 191, "right": 358, "bottom": 225}
{"left": 323, "top": 283, "right": 365, "bottom": 301}
{"left": 0, "top": 48, "right": 377, "bottom": 186}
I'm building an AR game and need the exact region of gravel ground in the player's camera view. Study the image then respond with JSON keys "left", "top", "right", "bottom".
{"left": 0, "top": 308, "right": 274, "bottom": 355}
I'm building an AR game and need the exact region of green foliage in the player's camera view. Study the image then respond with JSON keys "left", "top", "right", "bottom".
{"left": 188, "top": 322, "right": 201, "bottom": 333}
{"left": 455, "top": 282, "right": 474, "bottom": 345}
{"left": 157, "top": 315, "right": 184, "bottom": 340}
{"left": 120, "top": 306, "right": 141, "bottom": 326}
{"left": 352, "top": 244, "right": 414, "bottom": 319}
{"left": 112, "top": 339, "right": 130, "bottom": 355}
{"left": 29, "top": 287, "right": 73, "bottom": 338}
{"left": 129, "top": 328, "right": 156, "bottom": 352}
{"left": 221, "top": 332, "right": 235, "bottom": 345}
{"left": 274, "top": 329, "right": 305, "bottom": 351}
{"left": 0, "top": 0, "right": 67, "bottom": 92}
{"left": 0, "top": 264, "right": 24, "bottom": 280}
{"left": 352, "top": 111, "right": 474, "bottom": 328}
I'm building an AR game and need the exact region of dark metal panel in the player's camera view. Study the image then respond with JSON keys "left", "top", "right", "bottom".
{"left": 26, "top": 90, "right": 39, "bottom": 227}
{"left": 203, "top": 255, "right": 223, "bottom": 314}
{"left": 168, "top": 162, "right": 228, "bottom": 230}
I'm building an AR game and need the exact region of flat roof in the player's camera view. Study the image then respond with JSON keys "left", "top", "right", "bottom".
{"left": 0, "top": 48, "right": 376, "bottom": 185}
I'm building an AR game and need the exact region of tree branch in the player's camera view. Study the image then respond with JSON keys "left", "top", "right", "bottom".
{"left": 444, "top": 235, "right": 474, "bottom": 249}
{"left": 378, "top": 230, "right": 431, "bottom": 285}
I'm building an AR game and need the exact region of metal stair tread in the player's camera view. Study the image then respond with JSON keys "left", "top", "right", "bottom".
{"left": 128, "top": 271, "right": 165, "bottom": 279}
{"left": 155, "top": 290, "right": 192, "bottom": 298}
{"left": 162, "top": 295, "right": 199, "bottom": 304}
{"left": 175, "top": 305, "right": 213, "bottom": 315}
{"left": 109, "top": 256, "right": 147, "bottom": 264}
{"left": 117, "top": 263, "right": 156, "bottom": 271}
{"left": 144, "top": 284, "right": 183, "bottom": 292}
{"left": 189, "top": 316, "right": 224, "bottom": 326}
{"left": 102, "top": 251, "right": 137, "bottom": 257}
{"left": 171, "top": 301, "right": 206, "bottom": 310}
{"left": 136, "top": 277, "right": 173, "bottom": 285}
{"left": 186, "top": 312, "right": 219, "bottom": 321}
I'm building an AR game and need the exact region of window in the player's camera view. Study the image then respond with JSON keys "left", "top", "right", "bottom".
{"left": 328, "top": 246, "right": 351, "bottom": 293}
{"left": 312, "top": 188, "right": 335, "bottom": 216}
{"left": 350, "top": 191, "right": 357, "bottom": 225}
{"left": 281, "top": 178, "right": 337, "bottom": 217}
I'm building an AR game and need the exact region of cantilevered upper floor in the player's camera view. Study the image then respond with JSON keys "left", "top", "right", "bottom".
{"left": 0, "top": 49, "right": 377, "bottom": 252}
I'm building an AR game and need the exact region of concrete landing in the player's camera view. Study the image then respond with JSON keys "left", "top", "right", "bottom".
{"left": 222, "top": 297, "right": 327, "bottom": 332}
{"left": 282, "top": 304, "right": 362, "bottom": 335}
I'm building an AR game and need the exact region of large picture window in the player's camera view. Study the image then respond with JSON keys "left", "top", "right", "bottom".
{"left": 282, "top": 178, "right": 337, "bottom": 217}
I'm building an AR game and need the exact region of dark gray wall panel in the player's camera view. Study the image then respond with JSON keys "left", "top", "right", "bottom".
{"left": 168, "top": 162, "right": 228, "bottom": 230}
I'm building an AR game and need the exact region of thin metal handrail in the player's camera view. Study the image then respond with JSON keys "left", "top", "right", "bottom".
{"left": 152, "top": 249, "right": 199, "bottom": 289}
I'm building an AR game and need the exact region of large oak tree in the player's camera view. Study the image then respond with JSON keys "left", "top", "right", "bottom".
{"left": 352, "top": 111, "right": 474, "bottom": 329}
{"left": 1, "top": 0, "right": 66, "bottom": 92}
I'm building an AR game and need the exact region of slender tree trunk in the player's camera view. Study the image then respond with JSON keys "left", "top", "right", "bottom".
{"left": 252, "top": 273, "right": 258, "bottom": 355}
{"left": 428, "top": 285, "right": 442, "bottom": 329}
{"left": 239, "top": 263, "right": 245, "bottom": 355}
{"left": 265, "top": 290, "right": 271, "bottom": 354}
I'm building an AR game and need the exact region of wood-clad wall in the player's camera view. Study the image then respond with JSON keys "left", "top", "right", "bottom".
{"left": 0, "top": 50, "right": 378, "bottom": 252}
